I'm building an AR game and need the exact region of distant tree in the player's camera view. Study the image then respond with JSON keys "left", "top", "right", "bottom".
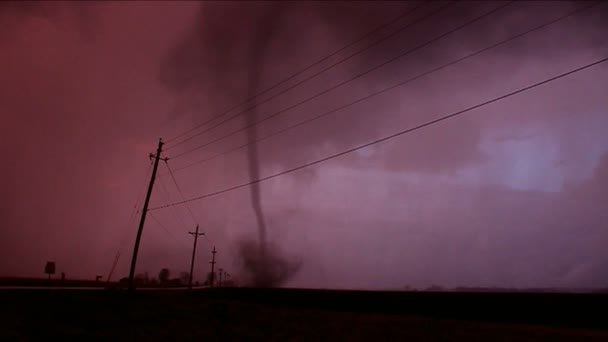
{"left": 44, "top": 261, "right": 56, "bottom": 281}
{"left": 203, "top": 272, "right": 215, "bottom": 286}
{"left": 168, "top": 278, "right": 182, "bottom": 287}
{"left": 222, "top": 279, "right": 236, "bottom": 288}
{"left": 135, "top": 273, "right": 146, "bottom": 286}
{"left": 118, "top": 277, "right": 129, "bottom": 289}
{"left": 426, "top": 284, "right": 444, "bottom": 292}
{"left": 159, "top": 268, "right": 170, "bottom": 284}
{"left": 180, "top": 272, "right": 190, "bottom": 285}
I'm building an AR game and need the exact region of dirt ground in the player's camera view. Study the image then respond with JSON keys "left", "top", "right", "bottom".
{"left": 1, "top": 289, "right": 607, "bottom": 341}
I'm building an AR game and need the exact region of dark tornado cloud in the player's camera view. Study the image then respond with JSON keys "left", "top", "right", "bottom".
{"left": 158, "top": 0, "right": 425, "bottom": 286}
{"left": 242, "top": 2, "right": 285, "bottom": 266}
{"left": 2, "top": 1, "right": 606, "bottom": 290}
{"left": 161, "top": 2, "right": 300, "bottom": 286}
{"left": 158, "top": 1, "right": 608, "bottom": 289}
{"left": 236, "top": 238, "right": 300, "bottom": 287}
{"left": 240, "top": 3, "right": 297, "bottom": 287}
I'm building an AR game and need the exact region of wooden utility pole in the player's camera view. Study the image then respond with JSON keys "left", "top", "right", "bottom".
{"left": 128, "top": 138, "right": 166, "bottom": 292}
{"left": 188, "top": 224, "right": 204, "bottom": 289}
{"left": 210, "top": 246, "right": 217, "bottom": 288}
{"left": 106, "top": 250, "right": 122, "bottom": 284}
{"left": 218, "top": 268, "right": 223, "bottom": 287}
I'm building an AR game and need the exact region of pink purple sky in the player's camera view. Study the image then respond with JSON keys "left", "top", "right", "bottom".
{"left": 1, "top": 1, "right": 607, "bottom": 289}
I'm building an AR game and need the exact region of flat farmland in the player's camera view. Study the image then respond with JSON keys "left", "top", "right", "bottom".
{"left": 1, "top": 288, "right": 607, "bottom": 340}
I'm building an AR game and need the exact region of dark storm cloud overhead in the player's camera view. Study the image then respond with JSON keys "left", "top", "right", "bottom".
{"left": 1, "top": 1, "right": 606, "bottom": 290}
{"left": 159, "top": 1, "right": 413, "bottom": 97}
{"left": 158, "top": 1, "right": 429, "bottom": 148}
{"left": 159, "top": 1, "right": 607, "bottom": 178}
{"left": 159, "top": 1, "right": 425, "bottom": 285}
{"left": 0, "top": 1, "right": 99, "bottom": 43}
{"left": 468, "top": 1, "right": 608, "bottom": 57}
{"left": 155, "top": 0, "right": 607, "bottom": 289}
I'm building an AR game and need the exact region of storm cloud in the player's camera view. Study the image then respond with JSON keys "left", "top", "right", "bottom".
{"left": 1, "top": 1, "right": 607, "bottom": 290}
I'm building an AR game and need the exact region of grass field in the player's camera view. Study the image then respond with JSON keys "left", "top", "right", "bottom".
{"left": 1, "top": 288, "right": 607, "bottom": 340}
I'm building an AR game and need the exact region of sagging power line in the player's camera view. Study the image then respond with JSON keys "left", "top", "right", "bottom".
{"left": 126, "top": 2, "right": 603, "bottom": 291}
{"left": 167, "top": 1, "right": 511, "bottom": 159}
{"left": 157, "top": 173, "right": 190, "bottom": 229}
{"left": 164, "top": 160, "right": 199, "bottom": 225}
{"left": 149, "top": 56, "right": 608, "bottom": 211}
{"left": 106, "top": 162, "right": 153, "bottom": 283}
{"left": 167, "top": 1, "right": 600, "bottom": 174}
{"left": 164, "top": 1, "right": 454, "bottom": 152}
{"left": 164, "top": 1, "right": 429, "bottom": 145}
{"left": 149, "top": 211, "right": 190, "bottom": 250}
{"left": 121, "top": 145, "right": 219, "bottom": 291}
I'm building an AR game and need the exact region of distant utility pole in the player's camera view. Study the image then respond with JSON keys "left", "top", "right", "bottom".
{"left": 188, "top": 224, "right": 204, "bottom": 289}
{"left": 210, "top": 246, "right": 217, "bottom": 288}
{"left": 128, "top": 138, "right": 167, "bottom": 292}
{"left": 218, "top": 268, "right": 223, "bottom": 287}
{"left": 106, "top": 250, "right": 121, "bottom": 284}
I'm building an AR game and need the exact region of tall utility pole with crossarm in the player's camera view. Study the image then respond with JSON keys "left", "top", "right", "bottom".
{"left": 128, "top": 138, "right": 167, "bottom": 292}
{"left": 210, "top": 246, "right": 217, "bottom": 287}
{"left": 187, "top": 224, "right": 204, "bottom": 289}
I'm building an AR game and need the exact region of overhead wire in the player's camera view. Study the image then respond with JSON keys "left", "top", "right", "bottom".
{"left": 131, "top": 161, "right": 153, "bottom": 218}
{"left": 149, "top": 56, "right": 608, "bottom": 211}
{"left": 164, "top": 1, "right": 450, "bottom": 151}
{"left": 148, "top": 212, "right": 177, "bottom": 240}
{"left": 166, "top": 161, "right": 218, "bottom": 248}
{"left": 168, "top": 1, "right": 601, "bottom": 174}
{"left": 157, "top": 173, "right": 190, "bottom": 229}
{"left": 164, "top": 1, "right": 429, "bottom": 144}
{"left": 167, "top": 1, "right": 511, "bottom": 159}
{"left": 149, "top": 212, "right": 191, "bottom": 250}
{"left": 106, "top": 162, "right": 153, "bottom": 282}
{"left": 164, "top": 160, "right": 199, "bottom": 226}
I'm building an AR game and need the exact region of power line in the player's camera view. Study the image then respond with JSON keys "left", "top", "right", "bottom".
{"left": 131, "top": 162, "right": 153, "bottom": 217}
{"left": 106, "top": 162, "right": 153, "bottom": 282}
{"left": 202, "top": 234, "right": 212, "bottom": 246}
{"left": 168, "top": 1, "right": 511, "bottom": 159}
{"left": 164, "top": 160, "right": 199, "bottom": 225}
{"left": 168, "top": 1, "right": 600, "bottom": 174}
{"left": 149, "top": 211, "right": 190, "bottom": 250}
{"left": 165, "top": 1, "right": 451, "bottom": 151}
{"left": 164, "top": 161, "right": 217, "bottom": 248}
{"left": 157, "top": 173, "right": 190, "bottom": 229}
{"left": 107, "top": 197, "right": 143, "bottom": 282}
{"left": 149, "top": 56, "right": 608, "bottom": 211}
{"left": 164, "top": 1, "right": 429, "bottom": 144}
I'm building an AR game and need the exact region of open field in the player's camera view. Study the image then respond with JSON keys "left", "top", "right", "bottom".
{"left": 1, "top": 288, "right": 607, "bottom": 340}
{"left": 0, "top": 277, "right": 188, "bottom": 289}
{"left": 0, "top": 277, "right": 115, "bottom": 288}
